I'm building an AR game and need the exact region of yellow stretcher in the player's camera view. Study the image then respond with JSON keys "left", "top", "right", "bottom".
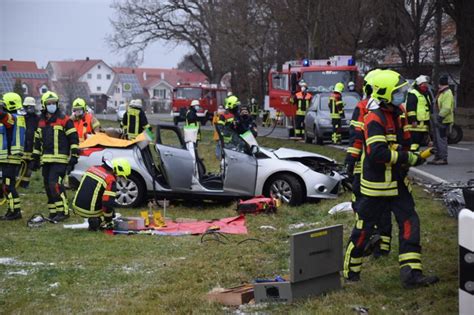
{"left": 79, "top": 132, "right": 147, "bottom": 149}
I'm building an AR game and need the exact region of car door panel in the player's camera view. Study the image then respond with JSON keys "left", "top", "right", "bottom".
{"left": 223, "top": 148, "right": 257, "bottom": 195}
{"left": 156, "top": 144, "right": 193, "bottom": 191}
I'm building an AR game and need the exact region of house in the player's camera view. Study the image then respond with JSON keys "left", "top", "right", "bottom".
{"left": 0, "top": 59, "right": 50, "bottom": 104}
{"left": 107, "top": 72, "right": 144, "bottom": 111}
{"left": 46, "top": 58, "right": 115, "bottom": 113}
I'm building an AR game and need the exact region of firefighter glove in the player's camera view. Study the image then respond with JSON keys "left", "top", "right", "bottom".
{"left": 66, "top": 156, "right": 78, "bottom": 174}
{"left": 29, "top": 157, "right": 41, "bottom": 171}
{"left": 408, "top": 152, "right": 425, "bottom": 167}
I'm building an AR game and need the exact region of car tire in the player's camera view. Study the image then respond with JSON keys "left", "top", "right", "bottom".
{"left": 315, "top": 128, "right": 324, "bottom": 145}
{"left": 264, "top": 173, "right": 304, "bottom": 206}
{"left": 448, "top": 124, "right": 463, "bottom": 144}
{"left": 114, "top": 172, "right": 146, "bottom": 208}
{"left": 304, "top": 131, "right": 314, "bottom": 144}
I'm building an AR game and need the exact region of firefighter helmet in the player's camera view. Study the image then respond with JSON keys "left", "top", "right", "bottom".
{"left": 112, "top": 158, "right": 131, "bottom": 178}
{"left": 41, "top": 91, "right": 59, "bottom": 108}
{"left": 371, "top": 69, "right": 408, "bottom": 105}
{"left": 225, "top": 95, "right": 239, "bottom": 110}
{"left": 299, "top": 80, "right": 308, "bottom": 88}
{"left": 334, "top": 82, "right": 344, "bottom": 93}
{"left": 415, "top": 75, "right": 430, "bottom": 86}
{"left": 190, "top": 100, "right": 200, "bottom": 107}
{"left": 2, "top": 92, "right": 23, "bottom": 111}
{"left": 72, "top": 98, "right": 87, "bottom": 111}
{"left": 129, "top": 99, "right": 142, "bottom": 109}
{"left": 227, "top": 91, "right": 233, "bottom": 97}
{"left": 23, "top": 96, "right": 36, "bottom": 107}
{"left": 363, "top": 69, "right": 382, "bottom": 96}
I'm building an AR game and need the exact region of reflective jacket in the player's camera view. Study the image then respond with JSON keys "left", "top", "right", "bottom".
{"left": 33, "top": 112, "right": 79, "bottom": 164}
{"left": 250, "top": 103, "right": 259, "bottom": 116}
{"left": 217, "top": 112, "right": 235, "bottom": 143}
{"left": 436, "top": 86, "right": 454, "bottom": 124}
{"left": 329, "top": 92, "right": 344, "bottom": 119}
{"left": 345, "top": 99, "right": 368, "bottom": 174}
{"left": 0, "top": 111, "right": 26, "bottom": 164}
{"left": 73, "top": 113, "right": 100, "bottom": 142}
{"left": 295, "top": 91, "right": 312, "bottom": 116}
{"left": 406, "top": 89, "right": 430, "bottom": 132}
{"left": 361, "top": 104, "right": 412, "bottom": 197}
{"left": 24, "top": 112, "right": 40, "bottom": 160}
{"left": 72, "top": 164, "right": 116, "bottom": 219}
{"left": 122, "top": 108, "right": 151, "bottom": 140}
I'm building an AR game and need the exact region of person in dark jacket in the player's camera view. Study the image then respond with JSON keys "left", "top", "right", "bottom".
{"left": 235, "top": 105, "right": 257, "bottom": 137}
{"left": 19, "top": 96, "right": 40, "bottom": 188}
{"left": 121, "top": 99, "right": 151, "bottom": 140}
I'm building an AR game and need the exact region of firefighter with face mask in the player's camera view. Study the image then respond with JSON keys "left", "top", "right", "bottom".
{"left": 0, "top": 93, "right": 26, "bottom": 220}
{"left": 73, "top": 157, "right": 131, "bottom": 231}
{"left": 406, "top": 75, "right": 432, "bottom": 150}
{"left": 293, "top": 80, "right": 312, "bottom": 139}
{"left": 329, "top": 82, "right": 345, "bottom": 144}
{"left": 121, "top": 99, "right": 151, "bottom": 140}
{"left": 19, "top": 97, "right": 40, "bottom": 189}
{"left": 71, "top": 98, "right": 100, "bottom": 142}
{"left": 343, "top": 70, "right": 439, "bottom": 288}
{"left": 30, "top": 91, "right": 79, "bottom": 222}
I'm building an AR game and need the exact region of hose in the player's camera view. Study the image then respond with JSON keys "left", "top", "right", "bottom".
{"left": 259, "top": 111, "right": 282, "bottom": 137}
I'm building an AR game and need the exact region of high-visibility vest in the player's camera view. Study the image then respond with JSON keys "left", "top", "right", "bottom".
{"left": 73, "top": 113, "right": 98, "bottom": 142}
{"left": 0, "top": 113, "right": 26, "bottom": 164}
{"left": 329, "top": 92, "right": 344, "bottom": 119}
{"left": 437, "top": 87, "right": 454, "bottom": 124}
{"left": 295, "top": 92, "right": 312, "bottom": 116}
{"left": 408, "top": 89, "right": 430, "bottom": 122}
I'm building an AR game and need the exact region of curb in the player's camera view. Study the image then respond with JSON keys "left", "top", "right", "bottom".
{"left": 409, "top": 167, "right": 447, "bottom": 184}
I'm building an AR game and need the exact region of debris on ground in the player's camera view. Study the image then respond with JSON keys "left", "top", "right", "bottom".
{"left": 328, "top": 201, "right": 353, "bottom": 215}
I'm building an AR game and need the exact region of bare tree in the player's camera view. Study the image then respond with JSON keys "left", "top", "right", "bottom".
{"left": 114, "top": 51, "right": 143, "bottom": 68}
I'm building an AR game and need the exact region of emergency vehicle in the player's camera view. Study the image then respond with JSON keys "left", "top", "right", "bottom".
{"left": 171, "top": 83, "right": 228, "bottom": 125}
{"left": 268, "top": 55, "right": 358, "bottom": 123}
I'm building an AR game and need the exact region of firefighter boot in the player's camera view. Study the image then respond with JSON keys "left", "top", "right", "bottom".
{"left": 362, "top": 234, "right": 381, "bottom": 257}
{"left": 400, "top": 266, "right": 439, "bottom": 289}
{"left": 345, "top": 272, "right": 361, "bottom": 283}
{"left": 52, "top": 212, "right": 69, "bottom": 222}
{"left": 88, "top": 217, "right": 102, "bottom": 231}
{"left": 0, "top": 209, "right": 22, "bottom": 220}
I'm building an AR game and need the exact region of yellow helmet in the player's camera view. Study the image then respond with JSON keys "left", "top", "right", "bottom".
{"left": 41, "top": 91, "right": 59, "bottom": 108}
{"left": 334, "top": 82, "right": 344, "bottom": 93}
{"left": 2, "top": 92, "right": 23, "bottom": 111}
{"left": 112, "top": 158, "right": 131, "bottom": 178}
{"left": 72, "top": 98, "right": 87, "bottom": 111}
{"left": 225, "top": 95, "right": 239, "bottom": 110}
{"left": 363, "top": 69, "right": 382, "bottom": 96}
{"left": 371, "top": 69, "right": 408, "bottom": 105}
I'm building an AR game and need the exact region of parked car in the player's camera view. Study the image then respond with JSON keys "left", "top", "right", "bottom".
{"left": 304, "top": 92, "right": 360, "bottom": 145}
{"left": 116, "top": 104, "right": 127, "bottom": 122}
{"left": 70, "top": 125, "right": 347, "bottom": 207}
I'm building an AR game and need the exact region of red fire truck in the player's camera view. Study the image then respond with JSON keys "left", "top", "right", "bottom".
{"left": 171, "top": 83, "right": 228, "bottom": 125}
{"left": 268, "top": 55, "right": 358, "bottom": 118}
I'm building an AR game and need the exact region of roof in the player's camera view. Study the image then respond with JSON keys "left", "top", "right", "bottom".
{"left": 48, "top": 59, "right": 104, "bottom": 79}
{"left": 107, "top": 73, "right": 143, "bottom": 96}
{"left": 0, "top": 60, "right": 44, "bottom": 73}
{"left": 113, "top": 67, "right": 207, "bottom": 89}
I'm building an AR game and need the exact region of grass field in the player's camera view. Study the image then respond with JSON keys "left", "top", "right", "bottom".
{"left": 0, "top": 122, "right": 458, "bottom": 314}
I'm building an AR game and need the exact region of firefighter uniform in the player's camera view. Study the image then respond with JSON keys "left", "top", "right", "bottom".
{"left": 20, "top": 97, "right": 40, "bottom": 188}
{"left": 0, "top": 92, "right": 26, "bottom": 220}
{"left": 406, "top": 80, "right": 432, "bottom": 151}
{"left": 294, "top": 90, "right": 312, "bottom": 139}
{"left": 185, "top": 101, "right": 201, "bottom": 143}
{"left": 217, "top": 112, "right": 236, "bottom": 146}
{"left": 250, "top": 98, "right": 259, "bottom": 122}
{"left": 329, "top": 83, "right": 345, "bottom": 144}
{"left": 32, "top": 91, "right": 79, "bottom": 221}
{"left": 122, "top": 99, "right": 151, "bottom": 140}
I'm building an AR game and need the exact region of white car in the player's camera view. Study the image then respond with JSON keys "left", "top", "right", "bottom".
{"left": 70, "top": 125, "right": 347, "bottom": 207}
{"left": 116, "top": 104, "right": 127, "bottom": 122}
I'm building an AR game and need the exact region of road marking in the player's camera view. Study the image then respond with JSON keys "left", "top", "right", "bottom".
{"left": 449, "top": 146, "right": 470, "bottom": 151}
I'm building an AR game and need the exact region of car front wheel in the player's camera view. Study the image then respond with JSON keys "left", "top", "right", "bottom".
{"left": 115, "top": 173, "right": 146, "bottom": 207}
{"left": 264, "top": 173, "right": 304, "bottom": 206}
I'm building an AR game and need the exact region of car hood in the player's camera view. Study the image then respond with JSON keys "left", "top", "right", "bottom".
{"left": 270, "top": 147, "right": 336, "bottom": 163}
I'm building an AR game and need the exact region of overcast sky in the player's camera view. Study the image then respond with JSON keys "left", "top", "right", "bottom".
{"left": 0, "top": 0, "right": 188, "bottom": 69}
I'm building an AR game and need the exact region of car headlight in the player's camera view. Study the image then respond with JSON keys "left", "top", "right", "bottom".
{"left": 318, "top": 118, "right": 331, "bottom": 126}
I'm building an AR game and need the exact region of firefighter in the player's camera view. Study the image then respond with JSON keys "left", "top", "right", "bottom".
{"left": 70, "top": 98, "right": 100, "bottom": 142}
{"left": 344, "top": 69, "right": 392, "bottom": 257}
{"left": 329, "top": 82, "right": 345, "bottom": 144}
{"left": 343, "top": 69, "right": 439, "bottom": 288}
{"left": 348, "top": 81, "right": 356, "bottom": 92}
{"left": 212, "top": 105, "right": 225, "bottom": 159}
{"left": 0, "top": 92, "right": 26, "bottom": 220}
{"left": 250, "top": 98, "right": 260, "bottom": 124}
{"left": 72, "top": 157, "right": 131, "bottom": 231}
{"left": 30, "top": 91, "right": 79, "bottom": 222}
{"left": 293, "top": 80, "right": 312, "bottom": 139}
{"left": 19, "top": 96, "right": 40, "bottom": 189}
{"left": 406, "top": 75, "right": 432, "bottom": 151}
{"left": 235, "top": 105, "right": 257, "bottom": 137}
{"left": 121, "top": 99, "right": 151, "bottom": 140}
{"left": 185, "top": 99, "right": 202, "bottom": 144}
{"left": 217, "top": 95, "right": 239, "bottom": 148}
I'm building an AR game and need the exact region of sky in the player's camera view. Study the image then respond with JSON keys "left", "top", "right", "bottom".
{"left": 0, "top": 0, "right": 188, "bottom": 69}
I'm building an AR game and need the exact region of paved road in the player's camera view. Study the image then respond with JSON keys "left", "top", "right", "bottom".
{"left": 101, "top": 113, "right": 473, "bottom": 184}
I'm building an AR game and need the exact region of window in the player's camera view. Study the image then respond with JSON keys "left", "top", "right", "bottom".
{"left": 115, "top": 101, "right": 117, "bottom": 106}
{"left": 97, "top": 86, "right": 101, "bottom": 92}
{"left": 115, "top": 87, "right": 120, "bottom": 93}
{"left": 97, "top": 74, "right": 102, "bottom": 79}
{"left": 22, "top": 83, "right": 28, "bottom": 95}
{"left": 98, "top": 65, "right": 101, "bottom": 69}
{"left": 271, "top": 73, "right": 289, "bottom": 90}
{"left": 153, "top": 89, "right": 167, "bottom": 99}
{"left": 106, "top": 74, "right": 111, "bottom": 80}
{"left": 87, "top": 73, "right": 92, "bottom": 79}
{"left": 39, "top": 85, "right": 48, "bottom": 94}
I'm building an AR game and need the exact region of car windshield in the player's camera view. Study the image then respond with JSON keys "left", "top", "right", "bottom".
{"left": 302, "top": 71, "right": 355, "bottom": 92}
{"left": 175, "top": 87, "right": 202, "bottom": 100}
{"left": 118, "top": 105, "right": 127, "bottom": 111}
{"left": 318, "top": 95, "right": 359, "bottom": 111}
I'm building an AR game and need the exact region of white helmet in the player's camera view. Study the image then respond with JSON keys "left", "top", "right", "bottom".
{"left": 23, "top": 96, "right": 36, "bottom": 107}
{"left": 348, "top": 81, "right": 355, "bottom": 88}
{"left": 129, "top": 99, "right": 142, "bottom": 109}
{"left": 299, "top": 80, "right": 308, "bottom": 87}
{"left": 227, "top": 91, "right": 233, "bottom": 97}
{"left": 190, "top": 100, "right": 200, "bottom": 107}
{"left": 415, "top": 75, "right": 430, "bottom": 86}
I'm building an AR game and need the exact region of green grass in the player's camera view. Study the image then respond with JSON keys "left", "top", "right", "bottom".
{"left": 0, "top": 123, "right": 458, "bottom": 314}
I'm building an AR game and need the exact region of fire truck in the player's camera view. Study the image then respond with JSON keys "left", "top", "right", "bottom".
{"left": 267, "top": 55, "right": 359, "bottom": 126}
{"left": 171, "top": 83, "right": 228, "bottom": 126}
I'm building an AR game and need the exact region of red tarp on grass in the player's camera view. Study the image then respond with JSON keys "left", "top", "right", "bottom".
{"left": 157, "top": 215, "right": 247, "bottom": 235}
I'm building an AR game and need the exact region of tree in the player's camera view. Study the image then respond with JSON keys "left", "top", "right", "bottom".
{"left": 114, "top": 51, "right": 143, "bottom": 68}
{"left": 13, "top": 79, "right": 24, "bottom": 100}
{"left": 443, "top": 0, "right": 474, "bottom": 108}
{"left": 176, "top": 53, "right": 202, "bottom": 73}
